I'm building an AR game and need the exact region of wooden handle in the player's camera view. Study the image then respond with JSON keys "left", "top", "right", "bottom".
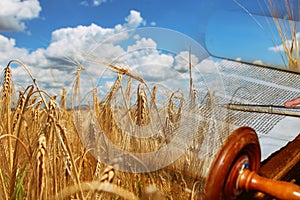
{"left": 238, "top": 169, "right": 300, "bottom": 199}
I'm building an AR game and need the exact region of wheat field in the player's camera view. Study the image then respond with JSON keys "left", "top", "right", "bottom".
{"left": 0, "top": 59, "right": 231, "bottom": 200}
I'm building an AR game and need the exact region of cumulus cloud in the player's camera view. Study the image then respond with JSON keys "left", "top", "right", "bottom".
{"left": 7, "top": 10, "right": 144, "bottom": 67}
{"left": 93, "top": 0, "right": 107, "bottom": 6}
{"left": 268, "top": 41, "right": 288, "bottom": 52}
{"left": 150, "top": 21, "right": 156, "bottom": 26}
{"left": 268, "top": 45, "right": 283, "bottom": 52}
{"left": 124, "top": 10, "right": 144, "bottom": 29}
{"left": 127, "top": 37, "right": 157, "bottom": 52}
{"left": 173, "top": 51, "right": 200, "bottom": 72}
{"left": 42, "top": 10, "right": 144, "bottom": 66}
{"left": 0, "top": 9, "right": 214, "bottom": 103}
{"left": 268, "top": 32, "right": 300, "bottom": 53}
{"left": 0, "top": 0, "right": 41, "bottom": 31}
{"left": 45, "top": 23, "right": 125, "bottom": 63}
{"left": 115, "top": 37, "right": 175, "bottom": 82}
{"left": 0, "top": 10, "right": 147, "bottom": 94}
{"left": 0, "top": 35, "right": 29, "bottom": 63}
{"left": 253, "top": 60, "right": 264, "bottom": 65}
{"left": 80, "top": 0, "right": 109, "bottom": 7}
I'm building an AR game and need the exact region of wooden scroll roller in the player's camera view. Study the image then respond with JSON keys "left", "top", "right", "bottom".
{"left": 203, "top": 126, "right": 300, "bottom": 200}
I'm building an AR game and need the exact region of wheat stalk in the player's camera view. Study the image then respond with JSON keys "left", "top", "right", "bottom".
{"left": 107, "top": 73, "right": 122, "bottom": 103}
{"left": 125, "top": 77, "right": 132, "bottom": 103}
{"left": 55, "top": 181, "right": 139, "bottom": 200}
{"left": 36, "top": 133, "right": 47, "bottom": 200}
{"left": 142, "top": 185, "right": 165, "bottom": 200}
{"left": 0, "top": 167, "right": 8, "bottom": 200}
{"left": 1, "top": 65, "right": 13, "bottom": 174}
{"left": 60, "top": 88, "right": 67, "bottom": 111}
{"left": 12, "top": 91, "right": 26, "bottom": 135}
{"left": 150, "top": 85, "right": 157, "bottom": 108}
{"left": 266, "top": 0, "right": 300, "bottom": 71}
{"left": 7, "top": 60, "right": 49, "bottom": 109}
{"left": 1, "top": 66, "right": 12, "bottom": 98}
{"left": 100, "top": 165, "right": 115, "bottom": 183}
{"left": 0, "top": 59, "right": 212, "bottom": 199}
{"left": 9, "top": 85, "right": 35, "bottom": 199}
{"left": 136, "top": 84, "right": 150, "bottom": 126}
{"left": 93, "top": 87, "right": 99, "bottom": 113}
{"left": 168, "top": 89, "right": 184, "bottom": 124}
{"left": 55, "top": 122, "right": 84, "bottom": 199}
{"left": 103, "top": 62, "right": 145, "bottom": 84}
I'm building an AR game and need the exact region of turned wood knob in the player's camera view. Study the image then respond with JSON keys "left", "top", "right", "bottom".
{"left": 203, "top": 126, "right": 300, "bottom": 200}
{"left": 204, "top": 127, "right": 261, "bottom": 199}
{"left": 238, "top": 169, "right": 300, "bottom": 200}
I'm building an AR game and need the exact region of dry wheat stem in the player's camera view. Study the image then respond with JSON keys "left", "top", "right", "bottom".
{"left": 103, "top": 62, "right": 145, "bottom": 84}
{"left": 168, "top": 89, "right": 184, "bottom": 124}
{"left": 76, "top": 148, "right": 90, "bottom": 180}
{"left": 99, "top": 165, "right": 115, "bottom": 183}
{"left": 0, "top": 167, "right": 8, "bottom": 200}
{"left": 7, "top": 59, "right": 49, "bottom": 109}
{"left": 107, "top": 73, "right": 122, "bottom": 103}
{"left": 60, "top": 88, "right": 67, "bottom": 111}
{"left": 55, "top": 182, "right": 140, "bottom": 200}
{"left": 55, "top": 122, "right": 85, "bottom": 199}
{"left": 1, "top": 66, "right": 13, "bottom": 174}
{"left": 191, "top": 180, "right": 202, "bottom": 200}
{"left": 0, "top": 59, "right": 215, "bottom": 199}
{"left": 0, "top": 134, "right": 33, "bottom": 166}
{"left": 119, "top": 81, "right": 134, "bottom": 126}
{"left": 12, "top": 92, "right": 26, "bottom": 135}
{"left": 9, "top": 85, "right": 36, "bottom": 198}
{"left": 1, "top": 66, "right": 12, "bottom": 98}
{"left": 125, "top": 77, "right": 132, "bottom": 103}
{"left": 36, "top": 134, "right": 47, "bottom": 200}
{"left": 150, "top": 85, "right": 157, "bottom": 108}
{"left": 266, "top": 0, "right": 300, "bottom": 70}
{"left": 136, "top": 84, "right": 150, "bottom": 126}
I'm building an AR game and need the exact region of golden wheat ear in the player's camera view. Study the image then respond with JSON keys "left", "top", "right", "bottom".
{"left": 135, "top": 83, "right": 150, "bottom": 126}
{"left": 36, "top": 134, "right": 47, "bottom": 199}
{"left": 100, "top": 165, "right": 115, "bottom": 183}
{"left": 266, "top": 0, "right": 300, "bottom": 71}
{"left": 1, "top": 66, "right": 12, "bottom": 98}
{"left": 60, "top": 88, "right": 67, "bottom": 110}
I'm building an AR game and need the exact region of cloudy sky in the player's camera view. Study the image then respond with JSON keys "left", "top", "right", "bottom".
{"left": 0, "top": 0, "right": 294, "bottom": 99}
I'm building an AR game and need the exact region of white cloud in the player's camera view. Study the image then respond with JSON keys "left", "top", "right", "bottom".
{"left": 80, "top": 1, "right": 89, "bottom": 6}
{"left": 80, "top": 0, "right": 109, "bottom": 7}
{"left": 0, "top": 35, "right": 29, "bottom": 63}
{"left": 125, "top": 10, "right": 144, "bottom": 29}
{"left": 150, "top": 21, "right": 156, "bottom": 26}
{"left": 173, "top": 51, "right": 200, "bottom": 72}
{"left": 268, "top": 32, "right": 300, "bottom": 53}
{"left": 46, "top": 24, "right": 118, "bottom": 61}
{"left": 0, "top": 9, "right": 215, "bottom": 104}
{"left": 235, "top": 57, "right": 242, "bottom": 61}
{"left": 0, "top": 10, "right": 146, "bottom": 95}
{"left": 268, "top": 45, "right": 283, "bottom": 52}
{"left": 43, "top": 10, "right": 144, "bottom": 65}
{"left": 253, "top": 60, "right": 264, "bottom": 65}
{"left": 127, "top": 37, "right": 157, "bottom": 52}
{"left": 93, "top": 0, "right": 107, "bottom": 6}
{"left": 0, "top": 0, "right": 41, "bottom": 31}
{"left": 113, "top": 37, "right": 176, "bottom": 82}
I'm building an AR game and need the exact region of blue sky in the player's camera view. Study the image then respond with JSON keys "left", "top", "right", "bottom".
{"left": 0, "top": 0, "right": 271, "bottom": 50}
{"left": 1, "top": 0, "right": 222, "bottom": 50}
{"left": 0, "top": 0, "right": 294, "bottom": 95}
